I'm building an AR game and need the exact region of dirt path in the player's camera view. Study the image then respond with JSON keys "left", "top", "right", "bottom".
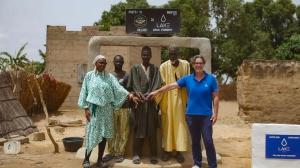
{"left": 0, "top": 101, "right": 251, "bottom": 168}
{"left": 214, "top": 101, "right": 251, "bottom": 168}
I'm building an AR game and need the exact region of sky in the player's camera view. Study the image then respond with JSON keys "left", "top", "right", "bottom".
{"left": 0, "top": 0, "right": 299, "bottom": 61}
{"left": 0, "top": 0, "right": 168, "bottom": 61}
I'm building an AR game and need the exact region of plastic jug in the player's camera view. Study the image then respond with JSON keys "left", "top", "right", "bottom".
{"left": 4, "top": 140, "right": 21, "bottom": 154}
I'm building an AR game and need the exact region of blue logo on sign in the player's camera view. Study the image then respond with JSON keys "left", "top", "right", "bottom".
{"left": 266, "top": 134, "right": 300, "bottom": 159}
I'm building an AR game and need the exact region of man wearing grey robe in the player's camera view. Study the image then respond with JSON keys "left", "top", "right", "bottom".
{"left": 127, "top": 46, "right": 162, "bottom": 164}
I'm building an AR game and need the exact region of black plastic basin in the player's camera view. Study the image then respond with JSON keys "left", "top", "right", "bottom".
{"left": 62, "top": 137, "right": 84, "bottom": 152}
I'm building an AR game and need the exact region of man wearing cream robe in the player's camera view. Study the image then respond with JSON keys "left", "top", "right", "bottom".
{"left": 159, "top": 47, "right": 190, "bottom": 163}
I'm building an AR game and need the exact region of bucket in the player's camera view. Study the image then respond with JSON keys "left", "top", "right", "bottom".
{"left": 4, "top": 140, "right": 21, "bottom": 154}
{"left": 62, "top": 137, "right": 84, "bottom": 152}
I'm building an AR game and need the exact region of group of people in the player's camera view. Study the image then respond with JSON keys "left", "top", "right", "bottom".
{"left": 78, "top": 46, "right": 219, "bottom": 168}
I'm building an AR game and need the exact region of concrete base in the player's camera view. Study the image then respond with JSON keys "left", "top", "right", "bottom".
{"left": 76, "top": 147, "right": 222, "bottom": 168}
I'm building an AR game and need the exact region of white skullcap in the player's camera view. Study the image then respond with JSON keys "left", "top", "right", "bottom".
{"left": 93, "top": 55, "right": 106, "bottom": 65}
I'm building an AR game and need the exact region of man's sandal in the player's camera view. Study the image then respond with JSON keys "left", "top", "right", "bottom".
{"left": 132, "top": 155, "right": 141, "bottom": 164}
{"left": 102, "top": 154, "right": 114, "bottom": 162}
{"left": 150, "top": 156, "right": 158, "bottom": 164}
{"left": 114, "top": 155, "right": 125, "bottom": 163}
{"left": 82, "top": 160, "right": 90, "bottom": 168}
{"left": 161, "top": 151, "right": 171, "bottom": 161}
{"left": 175, "top": 152, "right": 185, "bottom": 163}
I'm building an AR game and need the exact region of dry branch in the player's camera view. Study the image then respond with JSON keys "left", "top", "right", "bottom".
{"left": 34, "top": 78, "right": 59, "bottom": 153}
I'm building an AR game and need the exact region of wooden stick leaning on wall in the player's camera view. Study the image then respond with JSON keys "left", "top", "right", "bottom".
{"left": 27, "top": 79, "right": 37, "bottom": 105}
{"left": 33, "top": 77, "right": 59, "bottom": 153}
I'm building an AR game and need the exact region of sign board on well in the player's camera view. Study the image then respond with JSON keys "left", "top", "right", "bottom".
{"left": 266, "top": 134, "right": 300, "bottom": 159}
{"left": 125, "top": 9, "right": 180, "bottom": 34}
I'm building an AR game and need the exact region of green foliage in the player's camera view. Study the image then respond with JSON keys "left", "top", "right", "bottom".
{"left": 165, "top": 0, "right": 210, "bottom": 63}
{"left": 93, "top": 0, "right": 300, "bottom": 80}
{"left": 94, "top": 0, "right": 150, "bottom": 31}
{"left": 216, "top": 39, "right": 248, "bottom": 80}
{"left": 211, "top": 0, "right": 253, "bottom": 78}
{"left": 166, "top": 0, "right": 210, "bottom": 37}
{"left": 274, "top": 34, "right": 300, "bottom": 60}
{"left": 296, "top": 5, "right": 300, "bottom": 27}
{"left": 0, "top": 43, "right": 46, "bottom": 74}
{"left": 211, "top": 0, "right": 299, "bottom": 79}
{"left": 36, "top": 49, "right": 46, "bottom": 74}
{"left": 161, "top": 48, "right": 168, "bottom": 63}
{"left": 0, "top": 43, "right": 30, "bottom": 70}
{"left": 248, "top": 0, "right": 297, "bottom": 47}
{"left": 24, "top": 49, "right": 46, "bottom": 74}
{"left": 297, "top": 5, "right": 300, "bottom": 19}
{"left": 249, "top": 31, "right": 275, "bottom": 59}
{"left": 0, "top": 57, "right": 8, "bottom": 70}
{"left": 24, "top": 61, "right": 45, "bottom": 75}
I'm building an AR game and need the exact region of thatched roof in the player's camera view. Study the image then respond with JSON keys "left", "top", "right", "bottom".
{"left": 21, "top": 74, "right": 71, "bottom": 114}
{"left": 0, "top": 71, "right": 37, "bottom": 138}
{"left": 5, "top": 70, "right": 71, "bottom": 115}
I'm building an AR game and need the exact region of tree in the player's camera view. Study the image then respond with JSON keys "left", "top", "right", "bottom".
{"left": 296, "top": 5, "right": 300, "bottom": 28}
{"left": 248, "top": 31, "right": 274, "bottom": 59}
{"left": 165, "top": 0, "right": 210, "bottom": 37}
{"left": 0, "top": 57, "right": 9, "bottom": 70}
{"left": 94, "top": 0, "right": 150, "bottom": 30}
{"left": 0, "top": 43, "right": 30, "bottom": 70}
{"left": 24, "top": 49, "right": 46, "bottom": 74}
{"left": 212, "top": 0, "right": 299, "bottom": 78}
{"left": 274, "top": 34, "right": 300, "bottom": 60}
{"left": 211, "top": 0, "right": 254, "bottom": 79}
{"left": 36, "top": 49, "right": 46, "bottom": 74}
{"left": 93, "top": 0, "right": 300, "bottom": 80}
{"left": 247, "top": 0, "right": 297, "bottom": 47}
{"left": 0, "top": 43, "right": 46, "bottom": 74}
{"left": 163, "top": 0, "right": 210, "bottom": 61}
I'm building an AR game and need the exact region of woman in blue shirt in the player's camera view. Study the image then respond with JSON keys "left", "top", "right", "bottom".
{"left": 147, "top": 55, "right": 219, "bottom": 168}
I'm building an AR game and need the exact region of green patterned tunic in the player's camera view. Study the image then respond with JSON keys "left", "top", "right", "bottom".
{"left": 78, "top": 70, "right": 128, "bottom": 153}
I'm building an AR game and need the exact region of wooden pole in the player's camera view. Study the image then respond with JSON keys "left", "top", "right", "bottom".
{"left": 34, "top": 77, "right": 59, "bottom": 153}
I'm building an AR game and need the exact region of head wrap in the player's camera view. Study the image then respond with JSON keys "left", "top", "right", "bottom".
{"left": 93, "top": 55, "right": 106, "bottom": 65}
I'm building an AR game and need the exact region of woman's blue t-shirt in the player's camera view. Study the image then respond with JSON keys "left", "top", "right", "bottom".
{"left": 176, "top": 72, "right": 218, "bottom": 116}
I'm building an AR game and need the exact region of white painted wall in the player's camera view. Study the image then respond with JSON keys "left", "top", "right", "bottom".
{"left": 252, "top": 123, "right": 300, "bottom": 168}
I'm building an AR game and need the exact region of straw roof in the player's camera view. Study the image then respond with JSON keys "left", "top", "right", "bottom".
{"left": 0, "top": 71, "right": 37, "bottom": 138}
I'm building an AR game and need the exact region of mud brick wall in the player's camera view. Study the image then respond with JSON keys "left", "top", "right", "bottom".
{"left": 219, "top": 83, "right": 237, "bottom": 101}
{"left": 237, "top": 60, "right": 300, "bottom": 124}
{"left": 45, "top": 26, "right": 161, "bottom": 108}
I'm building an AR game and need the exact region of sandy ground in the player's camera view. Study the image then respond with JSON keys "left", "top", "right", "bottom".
{"left": 0, "top": 101, "right": 251, "bottom": 168}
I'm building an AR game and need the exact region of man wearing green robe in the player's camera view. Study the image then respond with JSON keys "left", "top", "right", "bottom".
{"left": 127, "top": 46, "right": 162, "bottom": 164}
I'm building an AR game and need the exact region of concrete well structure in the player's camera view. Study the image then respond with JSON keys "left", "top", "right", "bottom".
{"left": 46, "top": 26, "right": 211, "bottom": 109}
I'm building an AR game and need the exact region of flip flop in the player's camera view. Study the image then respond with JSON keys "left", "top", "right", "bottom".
{"left": 175, "top": 152, "right": 185, "bottom": 163}
{"left": 82, "top": 160, "right": 90, "bottom": 168}
{"left": 102, "top": 154, "right": 114, "bottom": 162}
{"left": 114, "top": 155, "right": 125, "bottom": 163}
{"left": 150, "top": 156, "right": 158, "bottom": 164}
{"left": 161, "top": 151, "right": 171, "bottom": 161}
{"left": 132, "top": 155, "right": 141, "bottom": 164}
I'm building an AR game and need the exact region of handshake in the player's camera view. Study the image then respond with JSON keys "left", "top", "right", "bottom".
{"left": 129, "top": 92, "right": 155, "bottom": 108}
